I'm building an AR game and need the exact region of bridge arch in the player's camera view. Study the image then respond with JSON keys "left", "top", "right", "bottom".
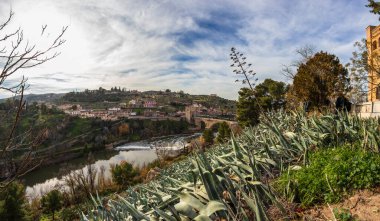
{"left": 194, "top": 117, "right": 238, "bottom": 131}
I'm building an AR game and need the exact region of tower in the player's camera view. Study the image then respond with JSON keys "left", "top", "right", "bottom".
{"left": 366, "top": 25, "right": 380, "bottom": 102}
{"left": 185, "top": 106, "right": 195, "bottom": 123}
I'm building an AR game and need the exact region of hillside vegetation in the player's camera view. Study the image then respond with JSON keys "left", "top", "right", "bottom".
{"left": 82, "top": 110, "right": 380, "bottom": 220}
{"left": 0, "top": 102, "right": 189, "bottom": 175}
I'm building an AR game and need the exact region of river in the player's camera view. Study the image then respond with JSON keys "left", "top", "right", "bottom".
{"left": 22, "top": 134, "right": 200, "bottom": 199}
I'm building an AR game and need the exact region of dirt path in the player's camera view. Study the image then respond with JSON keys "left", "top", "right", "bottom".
{"left": 300, "top": 188, "right": 380, "bottom": 221}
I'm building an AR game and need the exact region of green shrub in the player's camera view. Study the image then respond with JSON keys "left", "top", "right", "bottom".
{"left": 0, "top": 182, "right": 30, "bottom": 221}
{"left": 202, "top": 129, "right": 214, "bottom": 144}
{"left": 216, "top": 121, "right": 231, "bottom": 143}
{"left": 41, "top": 189, "right": 63, "bottom": 220}
{"left": 59, "top": 206, "right": 80, "bottom": 221}
{"left": 111, "top": 161, "right": 141, "bottom": 187}
{"left": 277, "top": 144, "right": 380, "bottom": 207}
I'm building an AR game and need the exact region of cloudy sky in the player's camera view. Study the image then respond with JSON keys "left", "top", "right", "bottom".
{"left": 0, "top": 0, "right": 378, "bottom": 100}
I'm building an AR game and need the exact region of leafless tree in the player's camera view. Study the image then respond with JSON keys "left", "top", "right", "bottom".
{"left": 61, "top": 155, "right": 99, "bottom": 203}
{"left": 0, "top": 10, "right": 67, "bottom": 188}
{"left": 281, "top": 45, "right": 316, "bottom": 80}
{"left": 86, "top": 153, "right": 97, "bottom": 194}
{"left": 97, "top": 165, "right": 106, "bottom": 191}
{"left": 346, "top": 39, "right": 380, "bottom": 104}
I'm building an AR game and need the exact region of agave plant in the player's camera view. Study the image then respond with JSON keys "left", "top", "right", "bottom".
{"left": 82, "top": 110, "right": 380, "bottom": 220}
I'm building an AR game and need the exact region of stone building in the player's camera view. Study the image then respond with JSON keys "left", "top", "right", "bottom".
{"left": 185, "top": 106, "right": 195, "bottom": 123}
{"left": 185, "top": 104, "right": 203, "bottom": 123}
{"left": 354, "top": 25, "right": 380, "bottom": 117}
{"left": 366, "top": 25, "right": 380, "bottom": 101}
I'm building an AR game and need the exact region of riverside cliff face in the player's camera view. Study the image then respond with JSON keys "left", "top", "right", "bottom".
{"left": 4, "top": 117, "right": 193, "bottom": 179}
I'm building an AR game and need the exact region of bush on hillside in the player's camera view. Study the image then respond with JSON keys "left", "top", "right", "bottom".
{"left": 277, "top": 144, "right": 380, "bottom": 207}
{"left": 202, "top": 129, "right": 214, "bottom": 145}
{"left": 0, "top": 182, "right": 30, "bottom": 221}
{"left": 111, "top": 161, "right": 141, "bottom": 187}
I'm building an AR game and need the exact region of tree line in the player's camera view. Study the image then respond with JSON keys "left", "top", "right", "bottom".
{"left": 235, "top": 46, "right": 370, "bottom": 127}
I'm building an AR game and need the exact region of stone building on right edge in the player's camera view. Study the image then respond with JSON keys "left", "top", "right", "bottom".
{"left": 355, "top": 25, "right": 380, "bottom": 117}
{"left": 366, "top": 25, "right": 380, "bottom": 101}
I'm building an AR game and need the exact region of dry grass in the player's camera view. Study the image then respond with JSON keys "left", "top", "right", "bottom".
{"left": 299, "top": 187, "right": 380, "bottom": 221}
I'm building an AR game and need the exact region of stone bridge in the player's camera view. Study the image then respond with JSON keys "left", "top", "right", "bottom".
{"left": 185, "top": 106, "right": 238, "bottom": 130}
{"left": 194, "top": 117, "right": 238, "bottom": 130}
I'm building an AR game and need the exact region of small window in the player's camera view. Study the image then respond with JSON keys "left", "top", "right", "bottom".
{"left": 373, "top": 41, "right": 378, "bottom": 50}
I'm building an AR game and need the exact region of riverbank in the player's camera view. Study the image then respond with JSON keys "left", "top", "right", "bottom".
{"left": 22, "top": 133, "right": 200, "bottom": 198}
{"left": 8, "top": 129, "right": 198, "bottom": 181}
{"left": 1, "top": 115, "right": 192, "bottom": 179}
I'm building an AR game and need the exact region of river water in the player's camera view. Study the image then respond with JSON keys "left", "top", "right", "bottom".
{"left": 22, "top": 134, "right": 199, "bottom": 198}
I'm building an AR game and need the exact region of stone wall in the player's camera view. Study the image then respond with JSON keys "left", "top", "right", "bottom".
{"left": 352, "top": 101, "right": 380, "bottom": 118}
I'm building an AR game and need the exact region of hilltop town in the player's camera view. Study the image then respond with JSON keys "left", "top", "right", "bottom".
{"left": 17, "top": 88, "right": 236, "bottom": 121}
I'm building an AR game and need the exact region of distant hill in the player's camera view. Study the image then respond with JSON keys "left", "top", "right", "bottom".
{"left": 60, "top": 89, "right": 236, "bottom": 113}
{"left": 0, "top": 89, "right": 236, "bottom": 113}
{"left": 0, "top": 93, "right": 65, "bottom": 103}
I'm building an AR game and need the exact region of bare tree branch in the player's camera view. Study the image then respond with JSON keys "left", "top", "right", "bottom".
{"left": 281, "top": 45, "right": 316, "bottom": 81}
{"left": 346, "top": 38, "right": 380, "bottom": 103}
{"left": 0, "top": 10, "right": 14, "bottom": 31}
{"left": 0, "top": 10, "right": 67, "bottom": 188}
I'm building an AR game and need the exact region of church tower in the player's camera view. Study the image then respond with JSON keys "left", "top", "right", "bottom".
{"left": 367, "top": 25, "right": 380, "bottom": 101}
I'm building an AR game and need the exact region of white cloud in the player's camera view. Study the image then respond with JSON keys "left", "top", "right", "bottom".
{"left": 0, "top": 0, "right": 377, "bottom": 100}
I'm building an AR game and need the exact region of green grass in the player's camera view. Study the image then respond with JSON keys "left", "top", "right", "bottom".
{"left": 276, "top": 143, "right": 380, "bottom": 207}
